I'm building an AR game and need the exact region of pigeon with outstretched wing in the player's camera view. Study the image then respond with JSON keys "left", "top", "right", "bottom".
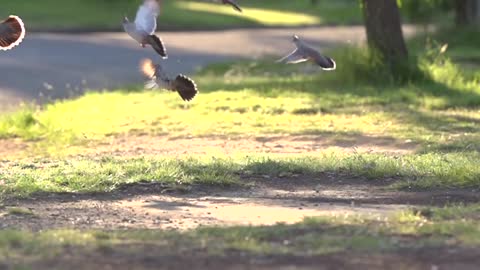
{"left": 277, "top": 35, "right": 336, "bottom": 71}
{"left": 123, "top": 0, "right": 167, "bottom": 58}
{"left": 140, "top": 58, "right": 198, "bottom": 102}
{"left": 0, "top": 15, "right": 25, "bottom": 51}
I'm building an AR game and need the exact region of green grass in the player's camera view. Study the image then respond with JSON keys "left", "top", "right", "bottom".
{"left": 1, "top": 153, "right": 480, "bottom": 198}
{"left": 1, "top": 43, "right": 479, "bottom": 155}
{"left": 1, "top": 0, "right": 461, "bottom": 32}
{"left": 0, "top": 0, "right": 361, "bottom": 31}
{"left": 1, "top": 0, "right": 462, "bottom": 32}
{"left": 410, "top": 27, "right": 480, "bottom": 62}
{"left": 5, "top": 207, "right": 35, "bottom": 216}
{"left": 0, "top": 30, "right": 479, "bottom": 192}
{"left": 1, "top": 204, "right": 479, "bottom": 266}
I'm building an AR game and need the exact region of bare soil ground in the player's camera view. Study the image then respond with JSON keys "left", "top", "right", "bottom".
{"left": 0, "top": 134, "right": 474, "bottom": 231}
{"left": 0, "top": 134, "right": 418, "bottom": 159}
{"left": 1, "top": 175, "right": 478, "bottom": 231}
{"left": 0, "top": 138, "right": 28, "bottom": 159}
{"left": 1, "top": 135, "right": 479, "bottom": 270}
{"left": 92, "top": 134, "right": 418, "bottom": 156}
{"left": 1, "top": 177, "right": 479, "bottom": 269}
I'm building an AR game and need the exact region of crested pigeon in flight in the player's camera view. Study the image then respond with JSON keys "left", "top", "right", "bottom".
{"left": 277, "top": 35, "right": 336, "bottom": 71}
{"left": 123, "top": 0, "right": 167, "bottom": 58}
{"left": 140, "top": 58, "right": 198, "bottom": 102}
{"left": 0, "top": 15, "right": 25, "bottom": 51}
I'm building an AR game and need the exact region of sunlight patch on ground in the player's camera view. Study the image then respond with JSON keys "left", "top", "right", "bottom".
{"left": 175, "top": 1, "right": 322, "bottom": 26}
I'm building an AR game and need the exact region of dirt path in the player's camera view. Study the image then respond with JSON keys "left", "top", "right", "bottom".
{"left": 0, "top": 133, "right": 418, "bottom": 160}
{"left": 0, "top": 134, "right": 471, "bottom": 231}
{"left": 2, "top": 176, "right": 478, "bottom": 231}
{"left": 1, "top": 136, "right": 479, "bottom": 269}
{"left": 91, "top": 134, "right": 418, "bottom": 155}
{"left": 2, "top": 179, "right": 479, "bottom": 270}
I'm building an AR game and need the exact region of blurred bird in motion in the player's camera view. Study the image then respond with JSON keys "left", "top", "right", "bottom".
{"left": 0, "top": 15, "right": 25, "bottom": 51}
{"left": 140, "top": 58, "right": 198, "bottom": 102}
{"left": 277, "top": 35, "right": 336, "bottom": 71}
{"left": 123, "top": 0, "right": 167, "bottom": 58}
{"left": 222, "top": 0, "right": 243, "bottom": 12}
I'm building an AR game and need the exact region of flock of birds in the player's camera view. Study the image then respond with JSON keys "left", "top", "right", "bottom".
{"left": 1, "top": 0, "right": 336, "bottom": 102}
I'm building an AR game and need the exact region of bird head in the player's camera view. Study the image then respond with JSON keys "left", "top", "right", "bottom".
{"left": 292, "top": 35, "right": 300, "bottom": 42}
{"left": 122, "top": 16, "right": 129, "bottom": 25}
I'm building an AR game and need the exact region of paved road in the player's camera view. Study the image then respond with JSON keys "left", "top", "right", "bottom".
{"left": 0, "top": 26, "right": 416, "bottom": 110}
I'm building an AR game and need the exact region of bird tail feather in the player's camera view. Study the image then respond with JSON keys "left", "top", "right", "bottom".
{"left": 0, "top": 15, "right": 25, "bottom": 51}
{"left": 320, "top": 57, "right": 336, "bottom": 71}
{"left": 172, "top": 74, "right": 198, "bottom": 102}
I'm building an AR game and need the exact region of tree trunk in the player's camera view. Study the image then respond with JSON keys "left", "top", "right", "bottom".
{"left": 361, "top": 0, "right": 408, "bottom": 65}
{"left": 456, "top": 0, "right": 480, "bottom": 25}
{"left": 473, "top": 0, "right": 480, "bottom": 24}
{"left": 455, "top": 0, "right": 468, "bottom": 25}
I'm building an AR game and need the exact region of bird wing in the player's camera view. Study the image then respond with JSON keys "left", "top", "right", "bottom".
{"left": 226, "top": 0, "right": 243, "bottom": 12}
{"left": 145, "top": 35, "right": 167, "bottom": 58}
{"left": 134, "top": 0, "right": 159, "bottom": 35}
{"left": 0, "top": 15, "right": 25, "bottom": 51}
{"left": 276, "top": 49, "right": 309, "bottom": 64}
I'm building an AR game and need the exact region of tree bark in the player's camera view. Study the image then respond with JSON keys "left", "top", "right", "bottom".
{"left": 456, "top": 0, "right": 480, "bottom": 25}
{"left": 361, "top": 0, "right": 408, "bottom": 65}
{"left": 456, "top": 0, "right": 469, "bottom": 25}
{"left": 473, "top": 0, "right": 480, "bottom": 24}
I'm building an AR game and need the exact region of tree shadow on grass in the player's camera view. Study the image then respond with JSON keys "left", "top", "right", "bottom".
{"left": 200, "top": 71, "right": 480, "bottom": 108}
{"left": 1, "top": 224, "right": 479, "bottom": 270}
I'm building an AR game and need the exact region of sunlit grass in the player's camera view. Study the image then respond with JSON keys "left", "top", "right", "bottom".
{"left": 1, "top": 47, "right": 479, "bottom": 156}
{"left": 0, "top": 88, "right": 411, "bottom": 144}
{"left": 0, "top": 0, "right": 360, "bottom": 31}
{"left": 1, "top": 152, "right": 480, "bottom": 198}
{"left": 0, "top": 29, "right": 479, "bottom": 165}
{"left": 176, "top": 1, "right": 321, "bottom": 26}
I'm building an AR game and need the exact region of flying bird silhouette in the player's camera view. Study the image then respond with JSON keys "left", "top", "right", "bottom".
{"left": 222, "top": 0, "right": 242, "bottom": 12}
{"left": 277, "top": 35, "right": 336, "bottom": 71}
{"left": 140, "top": 58, "right": 198, "bottom": 102}
{"left": 0, "top": 15, "right": 25, "bottom": 51}
{"left": 123, "top": 0, "right": 167, "bottom": 58}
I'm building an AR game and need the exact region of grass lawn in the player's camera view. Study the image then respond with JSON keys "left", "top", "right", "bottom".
{"left": 0, "top": 24, "right": 478, "bottom": 269}
{"left": 0, "top": 0, "right": 362, "bottom": 31}
{"left": 1, "top": 26, "right": 479, "bottom": 193}
{"left": 1, "top": 153, "right": 480, "bottom": 198}
{"left": 1, "top": 47, "right": 479, "bottom": 152}
{"left": 1, "top": 204, "right": 479, "bottom": 269}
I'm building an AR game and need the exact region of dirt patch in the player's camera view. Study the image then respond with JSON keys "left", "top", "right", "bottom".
{"left": 1, "top": 176, "right": 478, "bottom": 269}
{"left": 0, "top": 134, "right": 418, "bottom": 159}
{"left": 0, "top": 139, "right": 28, "bottom": 159}
{"left": 68, "top": 134, "right": 418, "bottom": 158}
{"left": 1, "top": 176, "right": 478, "bottom": 231}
